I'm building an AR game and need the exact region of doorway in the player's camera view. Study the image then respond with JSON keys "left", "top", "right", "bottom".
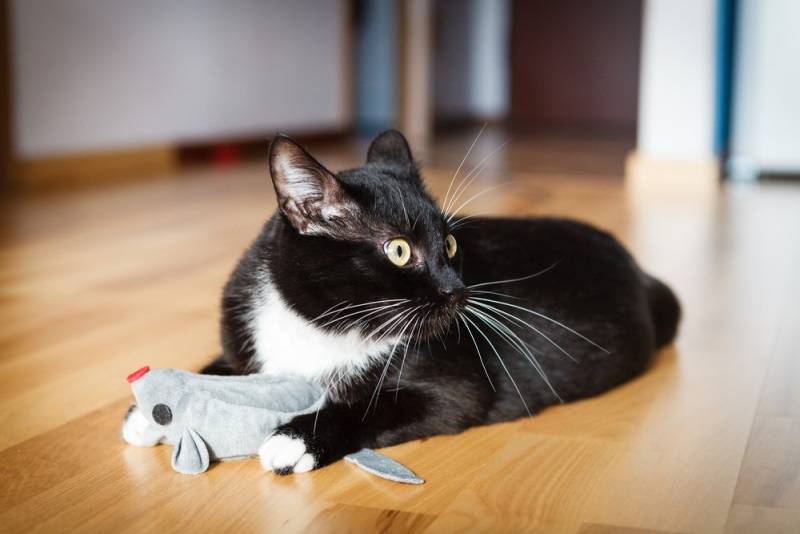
{"left": 509, "top": 0, "right": 643, "bottom": 132}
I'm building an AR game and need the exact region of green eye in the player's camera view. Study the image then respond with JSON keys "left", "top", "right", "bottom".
{"left": 384, "top": 238, "right": 412, "bottom": 266}
{"left": 445, "top": 234, "right": 457, "bottom": 259}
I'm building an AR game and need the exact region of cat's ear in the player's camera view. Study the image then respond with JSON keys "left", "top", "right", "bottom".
{"left": 366, "top": 130, "right": 414, "bottom": 167}
{"left": 269, "top": 135, "right": 355, "bottom": 236}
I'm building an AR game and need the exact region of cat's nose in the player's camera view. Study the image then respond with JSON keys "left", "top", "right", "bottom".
{"left": 440, "top": 285, "right": 466, "bottom": 305}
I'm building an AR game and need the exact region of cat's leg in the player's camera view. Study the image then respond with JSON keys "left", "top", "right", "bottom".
{"left": 199, "top": 354, "right": 237, "bottom": 375}
{"left": 259, "top": 433, "right": 317, "bottom": 474}
{"left": 258, "top": 387, "right": 483, "bottom": 475}
{"left": 121, "top": 405, "right": 167, "bottom": 446}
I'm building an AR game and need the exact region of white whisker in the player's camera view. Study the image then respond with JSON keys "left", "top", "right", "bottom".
{"left": 363, "top": 305, "right": 424, "bottom": 417}
{"left": 442, "top": 123, "right": 487, "bottom": 215}
{"left": 319, "top": 300, "right": 408, "bottom": 332}
{"left": 444, "top": 139, "right": 510, "bottom": 220}
{"left": 468, "top": 298, "right": 577, "bottom": 363}
{"left": 447, "top": 183, "right": 510, "bottom": 222}
{"left": 466, "top": 262, "right": 563, "bottom": 290}
{"left": 458, "top": 315, "right": 495, "bottom": 391}
{"left": 394, "top": 310, "right": 430, "bottom": 399}
{"left": 363, "top": 304, "right": 421, "bottom": 346}
{"left": 314, "top": 299, "right": 409, "bottom": 331}
{"left": 448, "top": 213, "right": 492, "bottom": 232}
{"left": 469, "top": 296, "right": 608, "bottom": 355}
{"left": 465, "top": 305, "right": 561, "bottom": 402}
{"left": 460, "top": 313, "right": 531, "bottom": 415}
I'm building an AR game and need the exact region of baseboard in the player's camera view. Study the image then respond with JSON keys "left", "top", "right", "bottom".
{"left": 625, "top": 151, "right": 721, "bottom": 201}
{"left": 15, "top": 145, "right": 177, "bottom": 190}
{"left": 177, "top": 127, "right": 353, "bottom": 166}
{"left": 11, "top": 128, "right": 354, "bottom": 190}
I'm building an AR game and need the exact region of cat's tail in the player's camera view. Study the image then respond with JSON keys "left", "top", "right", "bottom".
{"left": 643, "top": 273, "right": 681, "bottom": 348}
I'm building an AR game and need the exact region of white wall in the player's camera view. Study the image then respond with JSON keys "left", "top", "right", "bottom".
{"left": 11, "top": 0, "right": 350, "bottom": 158}
{"left": 730, "top": 0, "right": 800, "bottom": 175}
{"left": 637, "top": 0, "right": 717, "bottom": 161}
{"left": 468, "top": 0, "right": 509, "bottom": 119}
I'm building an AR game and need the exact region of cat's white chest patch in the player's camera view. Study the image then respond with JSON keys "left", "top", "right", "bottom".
{"left": 249, "top": 281, "right": 397, "bottom": 383}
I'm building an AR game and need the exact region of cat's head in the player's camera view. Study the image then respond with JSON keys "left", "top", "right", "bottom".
{"left": 267, "top": 130, "right": 465, "bottom": 340}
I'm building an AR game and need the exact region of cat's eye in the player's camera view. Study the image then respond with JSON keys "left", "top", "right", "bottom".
{"left": 445, "top": 234, "right": 457, "bottom": 259}
{"left": 384, "top": 238, "right": 412, "bottom": 267}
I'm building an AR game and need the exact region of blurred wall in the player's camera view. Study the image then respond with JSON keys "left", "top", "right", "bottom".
{"left": 1, "top": 0, "right": 11, "bottom": 189}
{"left": 637, "top": 0, "right": 717, "bottom": 161}
{"left": 10, "top": 0, "right": 351, "bottom": 159}
{"left": 730, "top": 0, "right": 800, "bottom": 176}
{"left": 434, "top": 0, "right": 509, "bottom": 123}
{"left": 355, "top": 0, "right": 508, "bottom": 135}
{"left": 355, "top": 0, "right": 397, "bottom": 135}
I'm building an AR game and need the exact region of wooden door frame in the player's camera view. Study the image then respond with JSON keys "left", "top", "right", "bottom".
{"left": 397, "top": 0, "right": 433, "bottom": 153}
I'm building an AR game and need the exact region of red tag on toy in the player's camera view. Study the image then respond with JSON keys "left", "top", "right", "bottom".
{"left": 126, "top": 366, "right": 150, "bottom": 383}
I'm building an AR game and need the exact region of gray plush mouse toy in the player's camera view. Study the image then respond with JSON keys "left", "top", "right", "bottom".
{"left": 123, "top": 366, "right": 423, "bottom": 484}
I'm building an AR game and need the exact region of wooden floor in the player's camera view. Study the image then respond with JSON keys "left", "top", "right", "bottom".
{"left": 2, "top": 128, "right": 800, "bottom": 533}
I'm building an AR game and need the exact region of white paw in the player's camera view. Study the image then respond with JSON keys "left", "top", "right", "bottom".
{"left": 122, "top": 405, "right": 166, "bottom": 447}
{"left": 258, "top": 434, "right": 316, "bottom": 474}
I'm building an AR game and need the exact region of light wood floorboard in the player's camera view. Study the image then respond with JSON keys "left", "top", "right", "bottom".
{"left": 2, "top": 130, "right": 799, "bottom": 533}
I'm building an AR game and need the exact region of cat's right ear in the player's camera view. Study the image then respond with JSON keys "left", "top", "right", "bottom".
{"left": 366, "top": 129, "right": 414, "bottom": 167}
{"left": 269, "top": 135, "right": 354, "bottom": 236}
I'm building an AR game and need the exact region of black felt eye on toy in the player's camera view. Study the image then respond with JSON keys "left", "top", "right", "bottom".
{"left": 152, "top": 403, "right": 172, "bottom": 425}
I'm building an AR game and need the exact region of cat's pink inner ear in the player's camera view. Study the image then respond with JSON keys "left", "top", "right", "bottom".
{"left": 274, "top": 158, "right": 324, "bottom": 202}
{"left": 268, "top": 135, "right": 351, "bottom": 235}
{"left": 270, "top": 136, "right": 332, "bottom": 203}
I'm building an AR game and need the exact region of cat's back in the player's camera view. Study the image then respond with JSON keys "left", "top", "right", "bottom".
{"left": 454, "top": 216, "right": 637, "bottom": 288}
{"left": 454, "top": 215, "right": 679, "bottom": 351}
{"left": 451, "top": 216, "right": 677, "bottom": 414}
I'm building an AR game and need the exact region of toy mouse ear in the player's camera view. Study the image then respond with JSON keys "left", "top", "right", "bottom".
{"left": 171, "top": 428, "right": 209, "bottom": 475}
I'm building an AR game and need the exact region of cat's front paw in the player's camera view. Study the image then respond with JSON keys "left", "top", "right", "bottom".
{"left": 121, "top": 404, "right": 166, "bottom": 447}
{"left": 258, "top": 432, "right": 317, "bottom": 475}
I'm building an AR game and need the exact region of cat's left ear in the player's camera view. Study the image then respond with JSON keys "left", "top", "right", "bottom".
{"left": 269, "top": 135, "right": 356, "bottom": 236}
{"left": 366, "top": 130, "right": 414, "bottom": 167}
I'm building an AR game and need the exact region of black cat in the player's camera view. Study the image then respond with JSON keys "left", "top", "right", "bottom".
{"left": 202, "top": 130, "right": 680, "bottom": 475}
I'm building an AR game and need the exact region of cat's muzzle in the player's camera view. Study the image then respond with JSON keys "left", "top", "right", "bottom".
{"left": 412, "top": 291, "right": 467, "bottom": 340}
